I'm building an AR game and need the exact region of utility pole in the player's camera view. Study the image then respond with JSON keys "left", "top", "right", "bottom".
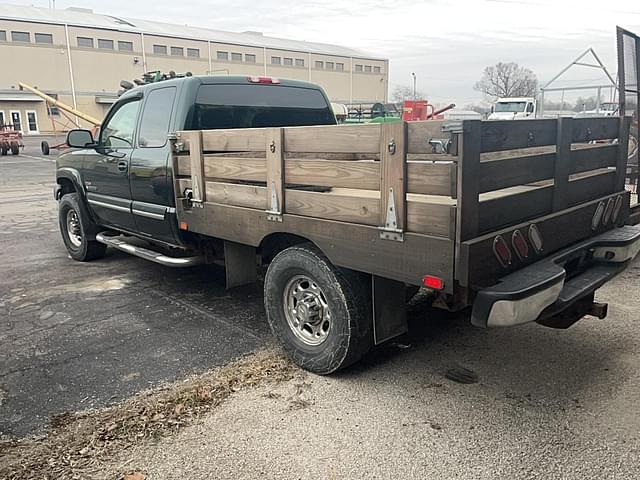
{"left": 411, "top": 72, "right": 416, "bottom": 100}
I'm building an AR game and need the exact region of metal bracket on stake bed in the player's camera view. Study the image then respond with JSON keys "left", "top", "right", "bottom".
{"left": 379, "top": 187, "right": 404, "bottom": 241}
{"left": 266, "top": 181, "right": 283, "bottom": 222}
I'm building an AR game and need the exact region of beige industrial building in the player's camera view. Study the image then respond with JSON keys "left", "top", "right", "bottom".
{"left": 0, "top": 4, "right": 388, "bottom": 135}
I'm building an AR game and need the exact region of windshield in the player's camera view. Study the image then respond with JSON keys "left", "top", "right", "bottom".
{"left": 191, "top": 84, "right": 335, "bottom": 129}
{"left": 495, "top": 102, "right": 526, "bottom": 113}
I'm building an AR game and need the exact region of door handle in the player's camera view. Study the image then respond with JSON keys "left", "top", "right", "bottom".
{"left": 117, "top": 161, "right": 128, "bottom": 172}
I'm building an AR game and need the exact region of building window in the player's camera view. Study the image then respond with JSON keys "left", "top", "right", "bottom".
{"left": 26, "top": 111, "right": 38, "bottom": 133}
{"left": 46, "top": 93, "right": 60, "bottom": 116}
{"left": 295, "top": 58, "right": 304, "bottom": 67}
{"left": 355, "top": 64, "right": 363, "bottom": 72}
{"left": 118, "top": 41, "right": 133, "bottom": 51}
{"left": 364, "top": 65, "right": 372, "bottom": 73}
{"left": 325, "top": 61, "right": 334, "bottom": 70}
{"left": 231, "top": 52, "right": 242, "bottom": 62}
{"left": 283, "top": 57, "right": 293, "bottom": 66}
{"left": 0, "top": 31, "right": 6, "bottom": 42}
{"left": 245, "top": 53, "right": 256, "bottom": 63}
{"left": 35, "top": 33, "right": 53, "bottom": 44}
{"left": 0, "top": 112, "right": 4, "bottom": 125}
{"left": 271, "top": 56, "right": 281, "bottom": 65}
{"left": 77, "top": 36, "right": 93, "bottom": 48}
{"left": 10, "top": 111, "right": 22, "bottom": 132}
{"left": 217, "top": 51, "right": 228, "bottom": 60}
{"left": 153, "top": 44, "right": 167, "bottom": 55}
{"left": 315, "top": 60, "right": 323, "bottom": 69}
{"left": 187, "top": 48, "right": 200, "bottom": 58}
{"left": 374, "top": 66, "right": 381, "bottom": 73}
{"left": 12, "top": 31, "right": 30, "bottom": 43}
{"left": 98, "top": 39, "right": 114, "bottom": 49}
{"left": 336, "top": 62, "right": 344, "bottom": 71}
{"left": 170, "top": 46, "right": 183, "bottom": 56}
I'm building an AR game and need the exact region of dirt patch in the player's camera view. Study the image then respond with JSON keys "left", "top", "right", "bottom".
{"left": 0, "top": 349, "right": 297, "bottom": 480}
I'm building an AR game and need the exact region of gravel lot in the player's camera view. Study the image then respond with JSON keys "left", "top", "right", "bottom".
{"left": 1, "top": 137, "right": 639, "bottom": 479}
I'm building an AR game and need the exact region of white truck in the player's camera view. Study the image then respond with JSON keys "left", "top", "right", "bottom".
{"left": 488, "top": 97, "right": 536, "bottom": 120}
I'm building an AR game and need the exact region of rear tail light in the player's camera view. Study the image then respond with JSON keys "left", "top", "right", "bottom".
{"left": 511, "top": 229, "right": 529, "bottom": 260}
{"left": 612, "top": 195, "right": 624, "bottom": 224}
{"left": 493, "top": 235, "right": 512, "bottom": 267}
{"left": 422, "top": 275, "right": 444, "bottom": 290}
{"left": 247, "top": 76, "right": 280, "bottom": 84}
{"left": 528, "top": 224, "right": 544, "bottom": 254}
{"left": 591, "top": 201, "right": 605, "bottom": 230}
{"left": 603, "top": 197, "right": 615, "bottom": 225}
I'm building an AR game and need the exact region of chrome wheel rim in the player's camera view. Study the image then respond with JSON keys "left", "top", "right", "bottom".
{"left": 283, "top": 275, "right": 331, "bottom": 346}
{"left": 66, "top": 209, "right": 82, "bottom": 248}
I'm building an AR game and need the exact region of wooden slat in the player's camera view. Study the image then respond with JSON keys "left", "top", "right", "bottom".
{"left": 407, "top": 162, "right": 455, "bottom": 196}
{"left": 479, "top": 152, "right": 555, "bottom": 193}
{"left": 284, "top": 124, "right": 380, "bottom": 153}
{"left": 406, "top": 200, "right": 454, "bottom": 238}
{"left": 205, "top": 181, "right": 267, "bottom": 209}
{"left": 615, "top": 116, "right": 631, "bottom": 191}
{"left": 379, "top": 122, "right": 407, "bottom": 230}
{"left": 457, "top": 120, "right": 482, "bottom": 241}
{"left": 285, "top": 188, "right": 379, "bottom": 225}
{"left": 176, "top": 155, "right": 267, "bottom": 182}
{"left": 480, "top": 119, "right": 557, "bottom": 153}
{"left": 407, "top": 120, "right": 447, "bottom": 153}
{"left": 552, "top": 117, "right": 572, "bottom": 211}
{"left": 571, "top": 144, "right": 618, "bottom": 174}
{"left": 201, "top": 128, "right": 267, "bottom": 152}
{"left": 567, "top": 170, "right": 616, "bottom": 206}
{"left": 285, "top": 159, "right": 380, "bottom": 190}
{"left": 186, "top": 131, "right": 205, "bottom": 202}
{"left": 572, "top": 117, "right": 619, "bottom": 142}
{"left": 265, "top": 128, "right": 284, "bottom": 214}
{"left": 479, "top": 185, "right": 553, "bottom": 233}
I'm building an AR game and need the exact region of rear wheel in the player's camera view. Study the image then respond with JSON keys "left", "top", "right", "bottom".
{"left": 41, "top": 141, "right": 50, "bottom": 155}
{"left": 264, "top": 243, "right": 373, "bottom": 374}
{"left": 0, "top": 145, "right": 7, "bottom": 156}
{"left": 10, "top": 141, "right": 19, "bottom": 155}
{"left": 58, "top": 193, "right": 107, "bottom": 261}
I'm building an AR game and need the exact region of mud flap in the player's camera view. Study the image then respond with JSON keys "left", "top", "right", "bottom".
{"left": 224, "top": 241, "right": 257, "bottom": 289}
{"left": 372, "top": 275, "right": 408, "bottom": 344}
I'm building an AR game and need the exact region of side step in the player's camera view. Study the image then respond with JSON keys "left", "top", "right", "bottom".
{"left": 96, "top": 232, "right": 203, "bottom": 267}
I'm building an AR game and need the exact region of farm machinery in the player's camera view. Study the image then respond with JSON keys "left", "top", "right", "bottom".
{"left": 0, "top": 124, "right": 23, "bottom": 155}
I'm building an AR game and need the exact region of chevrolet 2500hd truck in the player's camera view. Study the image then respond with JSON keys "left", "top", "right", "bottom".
{"left": 55, "top": 75, "right": 640, "bottom": 374}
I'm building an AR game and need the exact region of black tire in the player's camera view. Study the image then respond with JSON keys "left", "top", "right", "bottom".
{"left": 264, "top": 243, "right": 373, "bottom": 375}
{"left": 58, "top": 193, "right": 107, "bottom": 261}
{"left": 0, "top": 146, "right": 7, "bottom": 156}
{"left": 41, "top": 141, "right": 50, "bottom": 155}
{"left": 10, "top": 142, "right": 19, "bottom": 155}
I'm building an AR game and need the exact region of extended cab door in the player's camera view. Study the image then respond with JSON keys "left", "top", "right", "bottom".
{"left": 129, "top": 86, "right": 178, "bottom": 244}
{"left": 83, "top": 96, "right": 141, "bottom": 231}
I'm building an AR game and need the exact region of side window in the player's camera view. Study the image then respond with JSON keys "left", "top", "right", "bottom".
{"left": 100, "top": 100, "right": 140, "bottom": 148}
{"left": 138, "top": 87, "right": 176, "bottom": 148}
{"left": 526, "top": 102, "right": 534, "bottom": 113}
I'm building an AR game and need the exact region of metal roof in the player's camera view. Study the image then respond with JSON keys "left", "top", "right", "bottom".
{"left": 0, "top": 3, "right": 384, "bottom": 60}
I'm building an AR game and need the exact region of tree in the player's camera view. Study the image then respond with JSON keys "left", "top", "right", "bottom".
{"left": 391, "top": 85, "right": 426, "bottom": 103}
{"left": 474, "top": 62, "right": 538, "bottom": 101}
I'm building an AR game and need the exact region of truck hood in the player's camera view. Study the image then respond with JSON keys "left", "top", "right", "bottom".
{"left": 487, "top": 112, "right": 518, "bottom": 120}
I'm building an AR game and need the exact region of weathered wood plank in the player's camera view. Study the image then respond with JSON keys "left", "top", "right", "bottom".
{"left": 480, "top": 119, "right": 557, "bottom": 153}
{"left": 200, "top": 128, "right": 267, "bottom": 152}
{"left": 572, "top": 116, "right": 619, "bottom": 142}
{"left": 615, "top": 116, "right": 631, "bottom": 191}
{"left": 571, "top": 144, "right": 618, "bottom": 174}
{"left": 185, "top": 131, "right": 205, "bottom": 202}
{"left": 285, "top": 159, "right": 380, "bottom": 190}
{"left": 457, "top": 120, "right": 482, "bottom": 241}
{"left": 265, "top": 128, "right": 284, "bottom": 214}
{"left": 284, "top": 124, "right": 380, "bottom": 153}
{"left": 176, "top": 155, "right": 267, "bottom": 182}
{"left": 479, "top": 185, "right": 553, "bottom": 233}
{"left": 406, "top": 200, "right": 454, "bottom": 238}
{"left": 479, "top": 152, "right": 555, "bottom": 193}
{"left": 205, "top": 181, "right": 267, "bottom": 209}
{"left": 407, "top": 120, "right": 448, "bottom": 153}
{"left": 406, "top": 162, "right": 455, "bottom": 196}
{"left": 552, "top": 117, "right": 572, "bottom": 212}
{"left": 567, "top": 170, "right": 617, "bottom": 206}
{"left": 379, "top": 122, "right": 407, "bottom": 231}
{"left": 285, "top": 188, "right": 379, "bottom": 225}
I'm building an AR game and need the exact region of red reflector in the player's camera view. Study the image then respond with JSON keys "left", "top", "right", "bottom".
{"left": 422, "top": 275, "right": 444, "bottom": 290}
{"left": 528, "top": 224, "right": 544, "bottom": 254}
{"left": 493, "top": 235, "right": 512, "bottom": 268}
{"left": 179, "top": 221, "right": 188, "bottom": 230}
{"left": 247, "top": 76, "right": 280, "bottom": 84}
{"left": 511, "top": 229, "right": 529, "bottom": 260}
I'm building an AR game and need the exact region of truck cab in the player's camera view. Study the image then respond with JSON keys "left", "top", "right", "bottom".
{"left": 488, "top": 97, "right": 536, "bottom": 120}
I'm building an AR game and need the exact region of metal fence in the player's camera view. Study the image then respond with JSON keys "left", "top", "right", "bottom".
{"left": 617, "top": 26, "right": 640, "bottom": 207}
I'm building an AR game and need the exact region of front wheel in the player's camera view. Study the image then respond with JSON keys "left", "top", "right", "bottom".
{"left": 58, "top": 193, "right": 107, "bottom": 261}
{"left": 264, "top": 243, "right": 373, "bottom": 374}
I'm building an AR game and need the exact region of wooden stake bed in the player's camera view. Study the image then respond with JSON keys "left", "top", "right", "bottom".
{"left": 171, "top": 117, "right": 631, "bottom": 299}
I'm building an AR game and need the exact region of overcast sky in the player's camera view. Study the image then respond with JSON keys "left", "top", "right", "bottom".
{"left": 11, "top": 0, "right": 640, "bottom": 105}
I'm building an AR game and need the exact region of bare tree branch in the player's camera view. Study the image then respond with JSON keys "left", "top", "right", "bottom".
{"left": 474, "top": 62, "right": 538, "bottom": 101}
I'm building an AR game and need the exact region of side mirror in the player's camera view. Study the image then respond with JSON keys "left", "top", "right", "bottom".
{"left": 490, "top": 106, "right": 494, "bottom": 113}
{"left": 66, "top": 129, "right": 95, "bottom": 148}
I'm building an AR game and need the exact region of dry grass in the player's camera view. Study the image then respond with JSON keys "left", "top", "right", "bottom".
{"left": 0, "top": 349, "right": 297, "bottom": 480}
